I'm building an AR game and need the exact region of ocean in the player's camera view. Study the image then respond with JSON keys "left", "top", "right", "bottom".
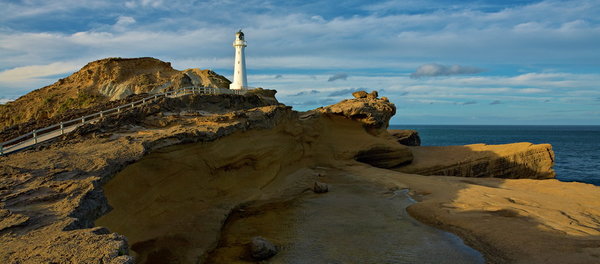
{"left": 389, "top": 125, "right": 600, "bottom": 186}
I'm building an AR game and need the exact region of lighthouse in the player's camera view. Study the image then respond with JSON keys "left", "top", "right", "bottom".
{"left": 229, "top": 30, "right": 248, "bottom": 90}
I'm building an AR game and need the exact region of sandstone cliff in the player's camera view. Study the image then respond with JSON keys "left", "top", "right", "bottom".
{"left": 0, "top": 57, "right": 231, "bottom": 130}
{"left": 0, "top": 90, "right": 404, "bottom": 263}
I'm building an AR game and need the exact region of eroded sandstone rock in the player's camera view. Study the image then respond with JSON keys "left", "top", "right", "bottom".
{"left": 367, "top": 90, "right": 378, "bottom": 99}
{"left": 389, "top": 129, "right": 421, "bottom": 146}
{"left": 355, "top": 144, "right": 413, "bottom": 168}
{"left": 352, "top": 91, "right": 368, "bottom": 98}
{"left": 395, "top": 143, "right": 555, "bottom": 179}
{"left": 317, "top": 90, "right": 395, "bottom": 131}
{"left": 0, "top": 93, "right": 285, "bottom": 263}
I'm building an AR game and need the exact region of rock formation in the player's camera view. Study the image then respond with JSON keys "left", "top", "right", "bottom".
{"left": 316, "top": 90, "right": 395, "bottom": 132}
{"left": 355, "top": 144, "right": 413, "bottom": 168}
{"left": 0, "top": 88, "right": 404, "bottom": 263}
{"left": 389, "top": 129, "right": 421, "bottom": 146}
{"left": 395, "top": 143, "right": 555, "bottom": 179}
{"left": 313, "top": 90, "right": 413, "bottom": 168}
{"left": 0, "top": 57, "right": 231, "bottom": 130}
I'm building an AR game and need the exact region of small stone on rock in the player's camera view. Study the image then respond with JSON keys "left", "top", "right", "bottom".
{"left": 250, "top": 236, "right": 278, "bottom": 260}
{"left": 367, "top": 90, "right": 379, "bottom": 99}
{"left": 313, "top": 181, "right": 329, "bottom": 193}
{"left": 352, "top": 91, "right": 368, "bottom": 99}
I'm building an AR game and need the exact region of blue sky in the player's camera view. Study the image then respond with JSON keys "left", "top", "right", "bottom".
{"left": 0, "top": 0, "right": 599, "bottom": 125}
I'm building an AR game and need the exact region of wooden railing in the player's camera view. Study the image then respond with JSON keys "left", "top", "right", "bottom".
{"left": 0, "top": 86, "right": 246, "bottom": 155}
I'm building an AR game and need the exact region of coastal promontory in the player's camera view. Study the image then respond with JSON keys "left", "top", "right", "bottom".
{"left": 1, "top": 58, "right": 599, "bottom": 264}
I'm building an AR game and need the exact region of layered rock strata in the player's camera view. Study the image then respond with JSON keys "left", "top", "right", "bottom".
{"left": 316, "top": 91, "right": 395, "bottom": 133}
{"left": 395, "top": 143, "right": 555, "bottom": 179}
{"left": 389, "top": 129, "right": 421, "bottom": 146}
{"left": 0, "top": 91, "right": 283, "bottom": 263}
{"left": 0, "top": 90, "right": 405, "bottom": 263}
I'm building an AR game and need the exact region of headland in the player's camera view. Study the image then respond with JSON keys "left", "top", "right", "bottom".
{"left": 1, "top": 58, "right": 599, "bottom": 264}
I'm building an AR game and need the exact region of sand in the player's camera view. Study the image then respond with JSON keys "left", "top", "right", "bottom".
{"left": 348, "top": 163, "right": 600, "bottom": 264}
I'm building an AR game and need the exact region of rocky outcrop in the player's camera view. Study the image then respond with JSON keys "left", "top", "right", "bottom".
{"left": 1, "top": 88, "right": 580, "bottom": 264}
{"left": 0, "top": 57, "right": 232, "bottom": 130}
{"left": 389, "top": 129, "right": 421, "bottom": 146}
{"left": 355, "top": 144, "right": 413, "bottom": 168}
{"left": 0, "top": 89, "right": 401, "bottom": 263}
{"left": 316, "top": 90, "right": 395, "bottom": 132}
{"left": 182, "top": 68, "right": 231, "bottom": 89}
{"left": 352, "top": 91, "right": 368, "bottom": 98}
{"left": 395, "top": 143, "right": 555, "bottom": 179}
{"left": 0, "top": 92, "right": 285, "bottom": 264}
{"left": 245, "top": 88, "right": 279, "bottom": 106}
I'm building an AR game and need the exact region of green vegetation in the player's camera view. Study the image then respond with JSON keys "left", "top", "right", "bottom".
{"left": 57, "top": 92, "right": 104, "bottom": 114}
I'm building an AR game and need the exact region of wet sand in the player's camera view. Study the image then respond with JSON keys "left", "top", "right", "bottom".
{"left": 207, "top": 171, "right": 484, "bottom": 264}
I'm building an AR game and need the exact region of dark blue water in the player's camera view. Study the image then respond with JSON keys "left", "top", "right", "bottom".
{"left": 390, "top": 125, "right": 600, "bottom": 186}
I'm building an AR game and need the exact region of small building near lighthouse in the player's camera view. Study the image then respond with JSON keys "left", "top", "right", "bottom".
{"left": 230, "top": 30, "right": 248, "bottom": 90}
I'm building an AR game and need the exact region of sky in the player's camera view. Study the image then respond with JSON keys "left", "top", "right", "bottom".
{"left": 0, "top": 0, "right": 599, "bottom": 125}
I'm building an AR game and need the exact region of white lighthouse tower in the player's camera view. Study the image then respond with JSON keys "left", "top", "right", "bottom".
{"left": 229, "top": 30, "right": 248, "bottom": 90}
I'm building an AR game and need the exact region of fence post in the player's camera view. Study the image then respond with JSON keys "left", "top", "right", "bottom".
{"left": 131, "top": 103, "right": 135, "bottom": 108}
{"left": 33, "top": 130, "right": 38, "bottom": 144}
{"left": 100, "top": 111, "right": 104, "bottom": 118}
{"left": 82, "top": 117, "right": 85, "bottom": 124}
{"left": 60, "top": 122, "right": 64, "bottom": 135}
{"left": 117, "top": 107, "right": 121, "bottom": 113}
{"left": 142, "top": 98, "right": 146, "bottom": 104}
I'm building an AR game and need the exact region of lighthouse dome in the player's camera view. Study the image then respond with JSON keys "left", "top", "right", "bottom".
{"left": 236, "top": 30, "right": 245, "bottom": 40}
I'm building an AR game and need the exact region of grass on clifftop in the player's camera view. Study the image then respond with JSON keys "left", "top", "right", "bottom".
{"left": 56, "top": 92, "right": 105, "bottom": 115}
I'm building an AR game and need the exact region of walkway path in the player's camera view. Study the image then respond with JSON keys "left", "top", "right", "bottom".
{"left": 0, "top": 86, "right": 245, "bottom": 155}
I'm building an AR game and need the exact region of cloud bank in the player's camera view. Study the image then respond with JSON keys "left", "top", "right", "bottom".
{"left": 328, "top": 73, "right": 348, "bottom": 82}
{"left": 410, "top": 64, "right": 485, "bottom": 78}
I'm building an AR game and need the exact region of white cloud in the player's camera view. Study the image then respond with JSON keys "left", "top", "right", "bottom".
{"left": 0, "top": 0, "right": 113, "bottom": 20}
{"left": 410, "top": 64, "right": 484, "bottom": 78}
{"left": 0, "top": 98, "right": 14, "bottom": 104}
{"left": 0, "top": 62, "right": 80, "bottom": 83}
{"left": 140, "top": 0, "right": 163, "bottom": 8}
{"left": 517, "top": 88, "right": 547, "bottom": 94}
{"left": 114, "top": 16, "right": 136, "bottom": 31}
